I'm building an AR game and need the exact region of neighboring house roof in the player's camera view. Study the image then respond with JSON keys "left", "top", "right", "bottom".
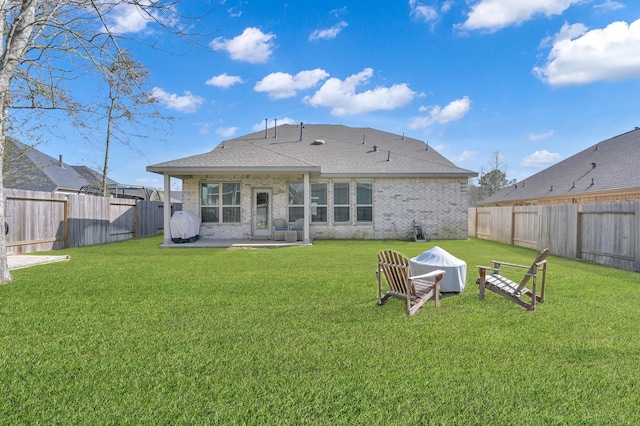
{"left": 482, "top": 128, "right": 640, "bottom": 205}
{"left": 4, "top": 138, "right": 117, "bottom": 193}
{"left": 147, "top": 124, "right": 477, "bottom": 178}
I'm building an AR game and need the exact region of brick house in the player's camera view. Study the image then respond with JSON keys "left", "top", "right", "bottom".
{"left": 147, "top": 123, "right": 477, "bottom": 244}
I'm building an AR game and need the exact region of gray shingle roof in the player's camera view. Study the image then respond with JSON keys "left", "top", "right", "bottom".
{"left": 147, "top": 124, "right": 477, "bottom": 178}
{"left": 483, "top": 128, "right": 640, "bottom": 204}
{"left": 4, "top": 139, "right": 117, "bottom": 192}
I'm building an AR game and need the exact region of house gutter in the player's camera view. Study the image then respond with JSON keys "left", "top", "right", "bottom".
{"left": 146, "top": 166, "right": 321, "bottom": 175}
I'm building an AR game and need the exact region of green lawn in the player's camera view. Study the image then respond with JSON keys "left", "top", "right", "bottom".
{"left": 1, "top": 237, "right": 639, "bottom": 425}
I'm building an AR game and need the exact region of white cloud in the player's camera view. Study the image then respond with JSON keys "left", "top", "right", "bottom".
{"left": 520, "top": 150, "right": 561, "bottom": 167}
{"left": 251, "top": 117, "right": 297, "bottom": 132}
{"left": 408, "top": 96, "right": 471, "bottom": 129}
{"left": 441, "top": 1, "right": 454, "bottom": 13}
{"left": 309, "top": 21, "right": 348, "bottom": 41}
{"left": 227, "top": 6, "right": 242, "bottom": 18}
{"left": 452, "top": 150, "right": 479, "bottom": 163}
{"left": 210, "top": 27, "right": 276, "bottom": 63}
{"left": 151, "top": 87, "right": 203, "bottom": 113}
{"left": 254, "top": 69, "right": 329, "bottom": 99}
{"left": 459, "top": 0, "right": 578, "bottom": 32}
{"left": 216, "top": 127, "right": 238, "bottom": 138}
{"left": 304, "top": 68, "right": 416, "bottom": 115}
{"left": 104, "top": 3, "right": 152, "bottom": 34}
{"left": 409, "top": 0, "right": 439, "bottom": 22}
{"left": 534, "top": 19, "right": 640, "bottom": 85}
{"left": 198, "top": 122, "right": 212, "bottom": 135}
{"left": 526, "top": 130, "right": 554, "bottom": 141}
{"left": 594, "top": 0, "right": 624, "bottom": 12}
{"left": 206, "top": 73, "right": 244, "bottom": 89}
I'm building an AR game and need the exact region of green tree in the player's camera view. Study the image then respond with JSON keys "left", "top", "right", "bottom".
{"left": 471, "top": 151, "right": 514, "bottom": 206}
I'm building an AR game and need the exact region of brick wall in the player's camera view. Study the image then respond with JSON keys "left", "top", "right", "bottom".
{"left": 182, "top": 174, "right": 470, "bottom": 240}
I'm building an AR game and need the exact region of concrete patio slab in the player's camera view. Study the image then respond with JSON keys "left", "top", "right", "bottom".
{"left": 8, "top": 255, "right": 70, "bottom": 270}
{"left": 158, "top": 239, "right": 312, "bottom": 248}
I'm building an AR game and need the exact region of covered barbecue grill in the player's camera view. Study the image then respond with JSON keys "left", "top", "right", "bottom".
{"left": 410, "top": 246, "right": 467, "bottom": 293}
{"left": 170, "top": 211, "right": 201, "bottom": 243}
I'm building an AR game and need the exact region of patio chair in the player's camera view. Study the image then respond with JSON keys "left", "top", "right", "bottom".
{"left": 290, "top": 218, "right": 304, "bottom": 241}
{"left": 272, "top": 218, "right": 288, "bottom": 241}
{"left": 476, "top": 248, "right": 549, "bottom": 311}
{"left": 376, "top": 249, "right": 445, "bottom": 315}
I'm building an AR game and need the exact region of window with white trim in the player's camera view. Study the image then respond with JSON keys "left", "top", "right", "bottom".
{"left": 288, "top": 182, "right": 304, "bottom": 222}
{"left": 311, "top": 182, "right": 327, "bottom": 223}
{"left": 201, "top": 182, "right": 241, "bottom": 223}
{"left": 356, "top": 182, "right": 373, "bottom": 222}
{"left": 333, "top": 182, "right": 350, "bottom": 223}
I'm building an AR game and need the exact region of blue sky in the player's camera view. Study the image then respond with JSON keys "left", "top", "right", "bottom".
{"left": 23, "top": 1, "right": 640, "bottom": 190}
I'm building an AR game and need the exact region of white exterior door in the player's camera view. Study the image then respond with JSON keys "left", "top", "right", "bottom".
{"left": 253, "top": 189, "right": 272, "bottom": 238}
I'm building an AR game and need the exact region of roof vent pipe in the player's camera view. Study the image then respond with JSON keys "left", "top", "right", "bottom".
{"left": 264, "top": 118, "right": 268, "bottom": 139}
{"left": 425, "top": 141, "right": 429, "bottom": 151}
{"left": 274, "top": 119, "right": 277, "bottom": 138}
{"left": 59, "top": 155, "right": 64, "bottom": 168}
{"left": 373, "top": 145, "right": 378, "bottom": 152}
{"left": 387, "top": 150, "right": 391, "bottom": 161}
{"left": 299, "top": 121, "right": 303, "bottom": 141}
{"left": 591, "top": 162, "right": 597, "bottom": 168}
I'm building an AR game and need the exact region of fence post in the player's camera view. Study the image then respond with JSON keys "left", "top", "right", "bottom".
{"left": 635, "top": 202, "right": 640, "bottom": 272}
{"left": 575, "top": 204, "right": 583, "bottom": 260}
{"left": 63, "top": 198, "right": 69, "bottom": 249}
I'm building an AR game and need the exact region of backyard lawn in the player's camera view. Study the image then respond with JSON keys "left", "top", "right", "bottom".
{"left": 1, "top": 237, "right": 639, "bottom": 424}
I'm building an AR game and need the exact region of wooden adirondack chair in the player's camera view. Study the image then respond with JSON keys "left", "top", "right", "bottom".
{"left": 376, "top": 250, "right": 445, "bottom": 315}
{"left": 476, "top": 248, "right": 549, "bottom": 311}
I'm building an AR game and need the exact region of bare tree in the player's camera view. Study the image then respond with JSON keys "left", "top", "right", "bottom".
{"left": 96, "top": 51, "right": 172, "bottom": 196}
{"left": 0, "top": 1, "right": 204, "bottom": 282}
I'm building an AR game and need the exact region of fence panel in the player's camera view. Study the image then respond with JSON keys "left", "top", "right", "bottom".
{"left": 109, "top": 200, "right": 137, "bottom": 242}
{"left": 5, "top": 189, "right": 67, "bottom": 254}
{"left": 137, "top": 201, "right": 165, "bottom": 237}
{"left": 468, "top": 207, "right": 477, "bottom": 237}
{"left": 512, "top": 206, "right": 539, "bottom": 249}
{"left": 4, "top": 189, "right": 169, "bottom": 253}
{"left": 67, "top": 193, "right": 110, "bottom": 248}
{"left": 578, "top": 203, "right": 636, "bottom": 271}
{"left": 543, "top": 204, "right": 579, "bottom": 259}
{"left": 475, "top": 206, "right": 512, "bottom": 244}
{"left": 469, "top": 202, "right": 639, "bottom": 272}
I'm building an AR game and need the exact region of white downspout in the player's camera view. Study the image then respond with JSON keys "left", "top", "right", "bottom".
{"left": 304, "top": 173, "right": 310, "bottom": 242}
{"left": 163, "top": 173, "right": 171, "bottom": 245}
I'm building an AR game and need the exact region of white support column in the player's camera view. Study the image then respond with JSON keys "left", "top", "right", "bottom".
{"left": 304, "top": 173, "right": 310, "bottom": 242}
{"left": 163, "top": 174, "right": 171, "bottom": 245}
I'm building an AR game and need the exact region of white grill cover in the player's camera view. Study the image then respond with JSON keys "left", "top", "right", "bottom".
{"left": 170, "top": 211, "right": 202, "bottom": 242}
{"left": 410, "top": 246, "right": 467, "bottom": 293}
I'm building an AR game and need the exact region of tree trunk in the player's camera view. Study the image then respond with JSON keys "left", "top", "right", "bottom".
{"left": 0, "top": 94, "right": 13, "bottom": 283}
{"left": 0, "top": 0, "right": 38, "bottom": 282}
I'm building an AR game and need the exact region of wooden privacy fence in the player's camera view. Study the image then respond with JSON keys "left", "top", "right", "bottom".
{"left": 469, "top": 202, "right": 640, "bottom": 272}
{"left": 4, "top": 189, "right": 174, "bottom": 254}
